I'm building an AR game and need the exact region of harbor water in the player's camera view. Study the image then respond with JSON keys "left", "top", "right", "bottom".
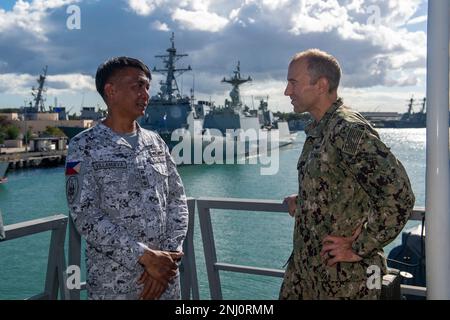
{"left": 0, "top": 128, "right": 426, "bottom": 300}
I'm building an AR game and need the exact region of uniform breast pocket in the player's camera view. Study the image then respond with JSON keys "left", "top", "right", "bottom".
{"left": 304, "top": 153, "right": 324, "bottom": 183}
{"left": 151, "top": 162, "right": 168, "bottom": 176}
{"left": 146, "top": 160, "right": 169, "bottom": 188}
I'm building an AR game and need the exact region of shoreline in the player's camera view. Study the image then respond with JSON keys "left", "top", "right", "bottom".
{"left": 0, "top": 150, "right": 66, "bottom": 171}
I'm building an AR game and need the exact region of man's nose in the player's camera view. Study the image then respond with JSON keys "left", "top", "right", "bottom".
{"left": 140, "top": 88, "right": 150, "bottom": 100}
{"left": 284, "top": 83, "right": 291, "bottom": 96}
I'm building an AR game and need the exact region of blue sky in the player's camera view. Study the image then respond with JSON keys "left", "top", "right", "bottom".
{"left": 0, "top": 0, "right": 429, "bottom": 114}
{"left": 0, "top": 0, "right": 17, "bottom": 11}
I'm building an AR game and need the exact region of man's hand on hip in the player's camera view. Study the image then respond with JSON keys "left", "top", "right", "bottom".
{"left": 320, "top": 224, "right": 363, "bottom": 267}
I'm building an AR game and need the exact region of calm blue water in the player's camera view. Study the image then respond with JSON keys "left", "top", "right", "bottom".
{"left": 0, "top": 128, "right": 426, "bottom": 300}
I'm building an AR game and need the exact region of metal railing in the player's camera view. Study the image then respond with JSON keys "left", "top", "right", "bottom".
{"left": 0, "top": 214, "right": 68, "bottom": 300}
{"left": 0, "top": 199, "right": 427, "bottom": 299}
{"left": 197, "top": 197, "right": 427, "bottom": 299}
{"left": 67, "top": 197, "right": 199, "bottom": 300}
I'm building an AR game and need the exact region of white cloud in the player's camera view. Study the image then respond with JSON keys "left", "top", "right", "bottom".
{"left": 46, "top": 74, "right": 95, "bottom": 93}
{"left": 407, "top": 15, "right": 427, "bottom": 25}
{"left": 0, "top": 0, "right": 429, "bottom": 113}
{"left": 127, "top": 0, "right": 229, "bottom": 31}
{"left": 346, "top": 0, "right": 365, "bottom": 13}
{"left": 0, "top": 0, "right": 79, "bottom": 40}
{"left": 127, "top": 0, "right": 161, "bottom": 16}
{"left": 0, "top": 73, "right": 35, "bottom": 95}
{"left": 172, "top": 8, "right": 228, "bottom": 32}
{"left": 289, "top": 0, "right": 349, "bottom": 35}
{"left": 341, "top": 86, "right": 425, "bottom": 113}
{"left": 186, "top": 0, "right": 211, "bottom": 11}
{"left": 0, "top": 72, "right": 95, "bottom": 96}
{"left": 152, "top": 20, "right": 170, "bottom": 31}
{"left": 261, "top": 0, "right": 291, "bottom": 11}
{"left": 383, "top": 0, "right": 423, "bottom": 27}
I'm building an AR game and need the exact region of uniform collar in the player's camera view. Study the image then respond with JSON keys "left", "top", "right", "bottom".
{"left": 97, "top": 120, "right": 144, "bottom": 149}
{"left": 304, "top": 98, "right": 343, "bottom": 138}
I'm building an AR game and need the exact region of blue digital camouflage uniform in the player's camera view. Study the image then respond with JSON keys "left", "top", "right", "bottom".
{"left": 65, "top": 122, "right": 188, "bottom": 300}
{"left": 279, "top": 99, "right": 415, "bottom": 300}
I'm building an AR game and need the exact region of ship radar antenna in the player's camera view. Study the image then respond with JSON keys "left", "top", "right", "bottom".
{"left": 152, "top": 33, "right": 192, "bottom": 101}
{"left": 420, "top": 97, "right": 427, "bottom": 113}
{"left": 221, "top": 61, "right": 252, "bottom": 111}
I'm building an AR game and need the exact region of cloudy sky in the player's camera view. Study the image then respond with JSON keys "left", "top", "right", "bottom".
{"left": 0, "top": 0, "right": 429, "bottom": 114}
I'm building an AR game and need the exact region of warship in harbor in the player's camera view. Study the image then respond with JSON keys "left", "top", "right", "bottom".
{"left": 11, "top": 65, "right": 103, "bottom": 139}
{"left": 364, "top": 97, "right": 448, "bottom": 128}
{"left": 140, "top": 34, "right": 295, "bottom": 163}
{"left": 139, "top": 33, "right": 202, "bottom": 150}
{"left": 372, "top": 97, "right": 428, "bottom": 128}
{"left": 199, "top": 61, "right": 295, "bottom": 160}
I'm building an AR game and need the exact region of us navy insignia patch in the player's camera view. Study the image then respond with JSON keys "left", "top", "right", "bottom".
{"left": 66, "top": 176, "right": 79, "bottom": 204}
{"left": 343, "top": 125, "right": 365, "bottom": 155}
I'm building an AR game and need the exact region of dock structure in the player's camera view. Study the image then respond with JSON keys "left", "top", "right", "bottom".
{"left": 0, "top": 197, "right": 426, "bottom": 300}
{"left": 0, "top": 150, "right": 66, "bottom": 170}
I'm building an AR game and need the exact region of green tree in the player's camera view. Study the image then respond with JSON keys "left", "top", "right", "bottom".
{"left": 43, "top": 126, "right": 65, "bottom": 137}
{"left": 23, "top": 129, "right": 33, "bottom": 144}
{"left": 5, "top": 125, "right": 20, "bottom": 140}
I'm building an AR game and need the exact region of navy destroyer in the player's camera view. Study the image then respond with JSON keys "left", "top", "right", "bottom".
{"left": 139, "top": 33, "right": 202, "bottom": 150}
{"left": 197, "top": 61, "right": 295, "bottom": 162}
{"left": 140, "top": 33, "right": 295, "bottom": 163}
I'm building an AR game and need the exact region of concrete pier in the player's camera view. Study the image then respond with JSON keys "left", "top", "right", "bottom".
{"left": 0, "top": 150, "right": 67, "bottom": 170}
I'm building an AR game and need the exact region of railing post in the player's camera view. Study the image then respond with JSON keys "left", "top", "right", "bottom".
{"left": 68, "top": 214, "right": 82, "bottom": 300}
{"left": 197, "top": 199, "right": 222, "bottom": 299}
{"left": 0, "top": 209, "right": 5, "bottom": 240}
{"left": 44, "top": 218, "right": 68, "bottom": 300}
{"left": 180, "top": 198, "right": 200, "bottom": 300}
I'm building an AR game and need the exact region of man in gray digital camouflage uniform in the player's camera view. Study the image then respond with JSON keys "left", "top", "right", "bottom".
{"left": 65, "top": 57, "right": 188, "bottom": 300}
{"left": 279, "top": 49, "right": 415, "bottom": 299}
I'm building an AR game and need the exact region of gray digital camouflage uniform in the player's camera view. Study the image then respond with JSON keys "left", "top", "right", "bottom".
{"left": 65, "top": 122, "right": 188, "bottom": 300}
{"left": 279, "top": 99, "right": 415, "bottom": 300}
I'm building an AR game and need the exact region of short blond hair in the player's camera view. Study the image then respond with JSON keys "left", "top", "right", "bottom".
{"left": 291, "top": 49, "right": 341, "bottom": 93}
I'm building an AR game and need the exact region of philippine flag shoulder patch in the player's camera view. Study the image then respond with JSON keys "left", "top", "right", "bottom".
{"left": 65, "top": 161, "right": 82, "bottom": 176}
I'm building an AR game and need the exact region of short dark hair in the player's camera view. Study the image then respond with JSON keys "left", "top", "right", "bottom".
{"left": 95, "top": 56, "right": 151, "bottom": 99}
{"left": 292, "top": 49, "right": 341, "bottom": 93}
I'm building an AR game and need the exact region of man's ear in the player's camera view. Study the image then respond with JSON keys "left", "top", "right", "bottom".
{"left": 317, "top": 77, "right": 330, "bottom": 95}
{"left": 104, "top": 83, "right": 115, "bottom": 101}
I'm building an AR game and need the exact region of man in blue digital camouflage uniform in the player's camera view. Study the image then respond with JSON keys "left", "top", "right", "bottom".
{"left": 65, "top": 57, "right": 188, "bottom": 300}
{"left": 280, "top": 49, "right": 415, "bottom": 299}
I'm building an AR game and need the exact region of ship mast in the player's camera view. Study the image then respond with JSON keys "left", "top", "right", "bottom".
{"left": 420, "top": 97, "right": 427, "bottom": 113}
{"left": 221, "top": 61, "right": 252, "bottom": 111}
{"left": 152, "top": 33, "right": 191, "bottom": 101}
{"left": 31, "top": 65, "right": 48, "bottom": 112}
{"left": 407, "top": 97, "right": 414, "bottom": 118}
